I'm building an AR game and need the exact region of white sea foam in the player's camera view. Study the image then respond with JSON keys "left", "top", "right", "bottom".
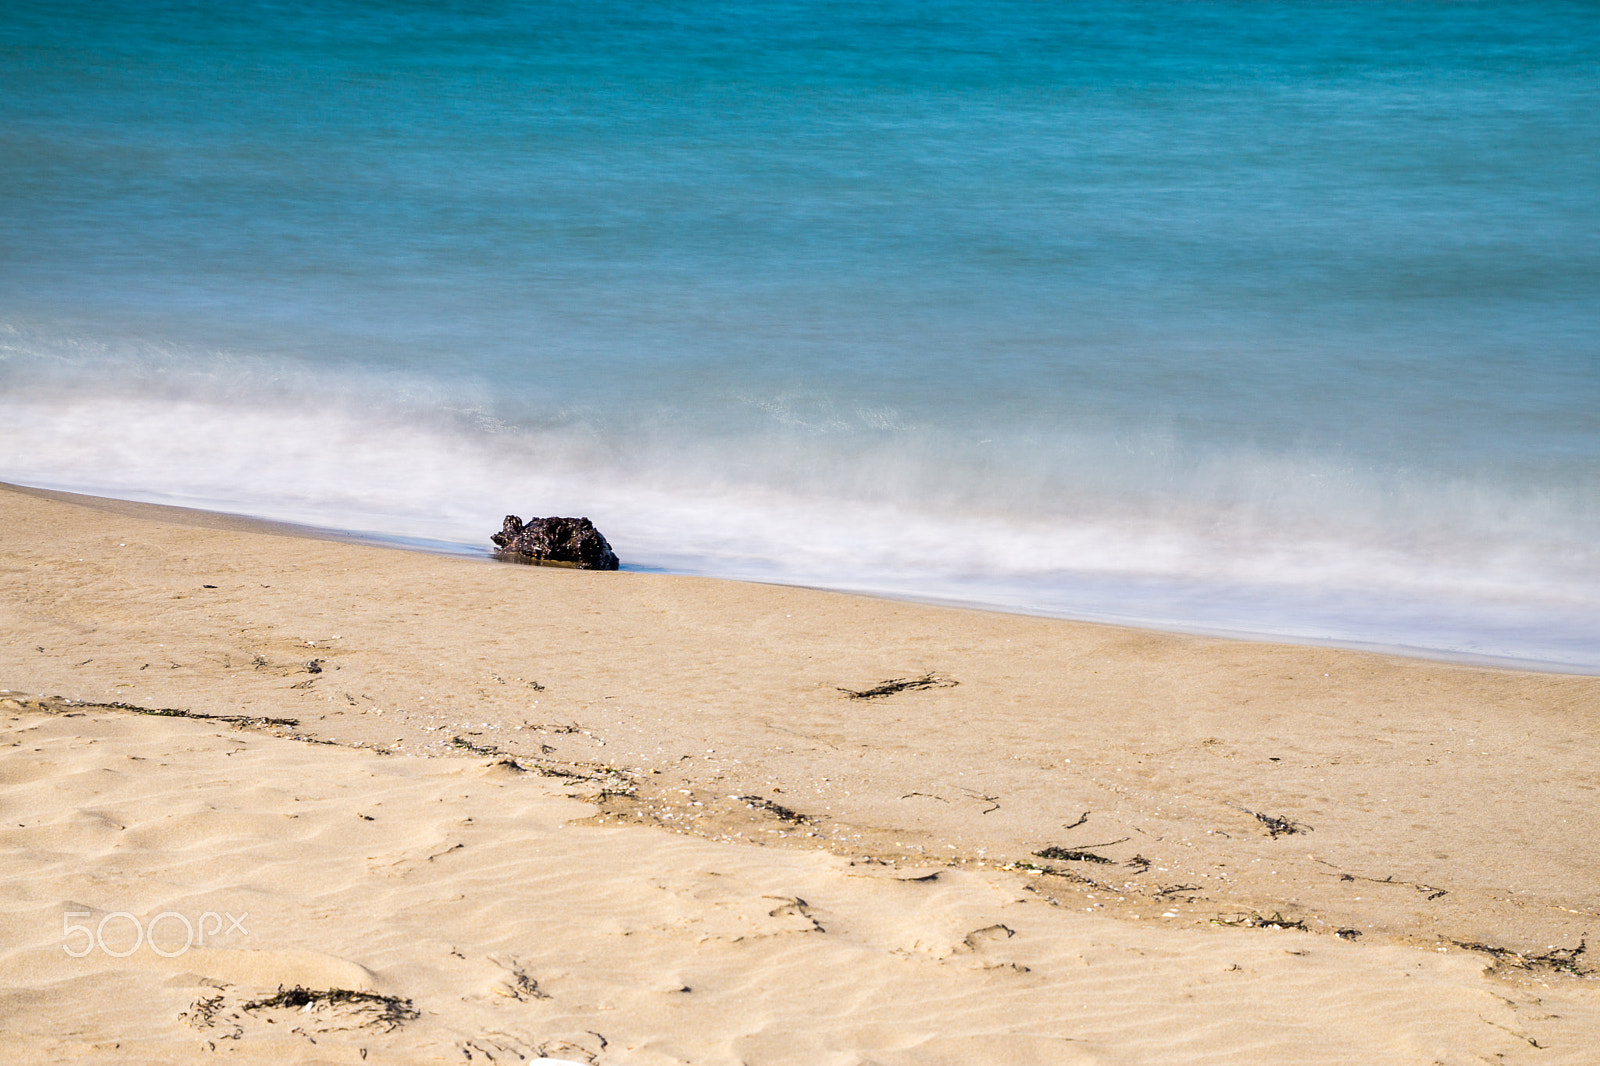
{"left": 4, "top": 380, "right": 1596, "bottom": 670}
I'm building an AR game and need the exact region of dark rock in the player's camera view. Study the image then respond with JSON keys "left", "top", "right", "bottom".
{"left": 491, "top": 515, "right": 619, "bottom": 570}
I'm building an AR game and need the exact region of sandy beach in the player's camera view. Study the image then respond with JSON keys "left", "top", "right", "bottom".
{"left": 3, "top": 480, "right": 1598, "bottom": 1064}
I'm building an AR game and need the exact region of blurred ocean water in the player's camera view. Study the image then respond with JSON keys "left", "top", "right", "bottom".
{"left": 3, "top": 1, "right": 1597, "bottom": 667}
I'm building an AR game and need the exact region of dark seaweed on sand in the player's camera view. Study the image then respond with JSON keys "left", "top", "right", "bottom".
{"left": 115, "top": 702, "right": 299, "bottom": 728}
{"left": 838, "top": 673, "right": 957, "bottom": 699}
{"left": 242, "top": 985, "right": 419, "bottom": 1031}
{"left": 1232, "top": 806, "right": 1311, "bottom": 838}
{"left": 1033, "top": 846, "right": 1115, "bottom": 865}
{"left": 1452, "top": 938, "right": 1589, "bottom": 976}
{"left": 738, "top": 795, "right": 813, "bottom": 824}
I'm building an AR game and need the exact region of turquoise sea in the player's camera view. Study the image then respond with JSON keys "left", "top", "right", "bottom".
{"left": 3, "top": 2, "right": 1598, "bottom": 668}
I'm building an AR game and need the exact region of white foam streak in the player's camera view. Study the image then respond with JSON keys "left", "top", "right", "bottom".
{"left": 3, "top": 391, "right": 1597, "bottom": 668}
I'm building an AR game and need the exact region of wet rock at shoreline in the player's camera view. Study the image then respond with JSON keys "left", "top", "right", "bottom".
{"left": 491, "top": 515, "right": 620, "bottom": 570}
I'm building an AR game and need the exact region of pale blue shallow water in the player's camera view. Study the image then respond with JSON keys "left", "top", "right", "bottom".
{"left": 3, "top": 1, "right": 1598, "bottom": 668}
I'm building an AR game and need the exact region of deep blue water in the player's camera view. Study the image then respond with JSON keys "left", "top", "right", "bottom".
{"left": 3, "top": 1, "right": 1598, "bottom": 668}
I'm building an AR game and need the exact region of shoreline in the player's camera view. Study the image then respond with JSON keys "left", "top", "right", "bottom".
{"left": 7, "top": 479, "right": 1594, "bottom": 678}
{"left": 4, "top": 479, "right": 1598, "bottom": 1061}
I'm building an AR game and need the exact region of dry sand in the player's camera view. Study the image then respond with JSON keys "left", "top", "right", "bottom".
{"left": 2, "top": 481, "right": 1597, "bottom": 1063}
